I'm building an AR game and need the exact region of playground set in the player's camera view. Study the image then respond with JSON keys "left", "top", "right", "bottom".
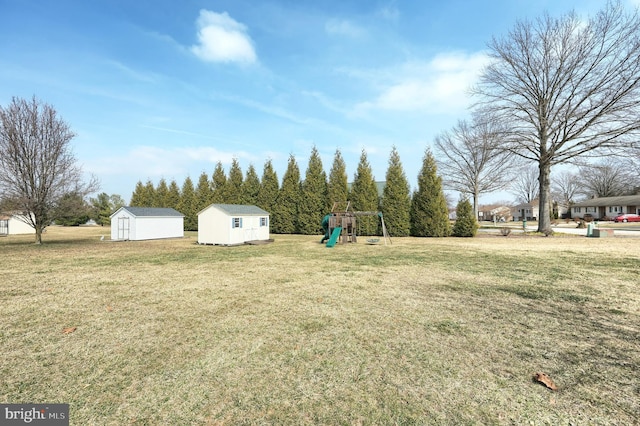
{"left": 321, "top": 202, "right": 390, "bottom": 247}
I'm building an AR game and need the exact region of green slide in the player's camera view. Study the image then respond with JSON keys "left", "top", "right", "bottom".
{"left": 325, "top": 227, "right": 342, "bottom": 247}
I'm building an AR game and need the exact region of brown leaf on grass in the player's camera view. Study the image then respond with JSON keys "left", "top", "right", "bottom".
{"left": 533, "top": 372, "right": 558, "bottom": 390}
{"left": 106, "top": 305, "right": 113, "bottom": 312}
{"left": 62, "top": 327, "right": 77, "bottom": 334}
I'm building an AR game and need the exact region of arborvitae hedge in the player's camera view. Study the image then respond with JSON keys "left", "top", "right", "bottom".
{"left": 241, "top": 164, "right": 261, "bottom": 206}
{"left": 411, "top": 149, "right": 450, "bottom": 237}
{"left": 226, "top": 158, "right": 244, "bottom": 204}
{"left": 350, "top": 149, "right": 380, "bottom": 236}
{"left": 155, "top": 178, "right": 169, "bottom": 207}
{"left": 178, "top": 176, "right": 197, "bottom": 231}
{"left": 298, "top": 146, "right": 328, "bottom": 235}
{"left": 211, "top": 162, "right": 227, "bottom": 203}
{"left": 166, "top": 180, "right": 181, "bottom": 210}
{"left": 327, "top": 149, "right": 348, "bottom": 210}
{"left": 381, "top": 146, "right": 411, "bottom": 237}
{"left": 257, "top": 159, "right": 279, "bottom": 215}
{"left": 272, "top": 154, "right": 300, "bottom": 234}
{"left": 195, "top": 172, "right": 212, "bottom": 213}
{"left": 129, "top": 181, "right": 146, "bottom": 207}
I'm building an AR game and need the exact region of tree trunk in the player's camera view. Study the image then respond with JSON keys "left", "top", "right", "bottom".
{"left": 538, "top": 161, "right": 552, "bottom": 234}
{"left": 473, "top": 192, "right": 479, "bottom": 223}
{"left": 35, "top": 226, "right": 43, "bottom": 244}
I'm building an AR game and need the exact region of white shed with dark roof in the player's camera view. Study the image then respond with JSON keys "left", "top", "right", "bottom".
{"left": 197, "top": 204, "right": 270, "bottom": 246}
{"left": 110, "top": 207, "right": 184, "bottom": 241}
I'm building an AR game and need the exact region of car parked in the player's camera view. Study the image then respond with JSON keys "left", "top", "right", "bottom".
{"left": 613, "top": 213, "right": 640, "bottom": 223}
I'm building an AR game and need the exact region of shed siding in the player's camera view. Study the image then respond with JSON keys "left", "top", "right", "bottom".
{"left": 1, "top": 216, "right": 35, "bottom": 235}
{"left": 198, "top": 204, "right": 270, "bottom": 245}
{"left": 110, "top": 208, "right": 184, "bottom": 241}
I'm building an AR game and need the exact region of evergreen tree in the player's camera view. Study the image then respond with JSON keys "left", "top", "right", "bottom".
{"left": 298, "top": 146, "right": 328, "bottom": 235}
{"left": 155, "top": 178, "right": 169, "bottom": 207}
{"left": 256, "top": 159, "right": 279, "bottom": 215}
{"left": 452, "top": 197, "right": 478, "bottom": 237}
{"left": 211, "top": 162, "right": 227, "bottom": 203}
{"left": 90, "top": 192, "right": 116, "bottom": 226}
{"left": 350, "top": 149, "right": 379, "bottom": 235}
{"left": 327, "top": 148, "right": 348, "bottom": 211}
{"left": 52, "top": 192, "right": 90, "bottom": 226}
{"left": 241, "top": 164, "right": 260, "bottom": 205}
{"left": 178, "top": 176, "right": 197, "bottom": 231}
{"left": 410, "top": 149, "right": 451, "bottom": 237}
{"left": 129, "top": 181, "right": 145, "bottom": 206}
{"left": 226, "top": 158, "right": 244, "bottom": 204}
{"left": 381, "top": 146, "right": 411, "bottom": 237}
{"left": 166, "top": 180, "right": 181, "bottom": 210}
{"left": 272, "top": 154, "right": 300, "bottom": 234}
{"left": 141, "top": 179, "right": 157, "bottom": 207}
{"left": 195, "top": 172, "right": 212, "bottom": 213}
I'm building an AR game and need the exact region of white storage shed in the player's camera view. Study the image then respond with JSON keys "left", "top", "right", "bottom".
{"left": 110, "top": 207, "right": 184, "bottom": 241}
{"left": 198, "top": 204, "right": 270, "bottom": 246}
{"left": 0, "top": 213, "right": 35, "bottom": 236}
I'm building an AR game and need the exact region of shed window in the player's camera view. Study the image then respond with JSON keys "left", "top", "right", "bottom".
{"left": 609, "top": 206, "right": 621, "bottom": 213}
{"left": 260, "top": 217, "right": 268, "bottom": 227}
{"left": 574, "top": 207, "right": 582, "bottom": 213}
{"left": 232, "top": 217, "right": 243, "bottom": 228}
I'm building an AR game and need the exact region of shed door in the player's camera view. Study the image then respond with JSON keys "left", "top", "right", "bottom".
{"left": 118, "top": 217, "right": 130, "bottom": 240}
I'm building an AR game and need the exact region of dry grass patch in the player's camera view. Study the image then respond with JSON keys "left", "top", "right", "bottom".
{"left": 1, "top": 227, "right": 639, "bottom": 424}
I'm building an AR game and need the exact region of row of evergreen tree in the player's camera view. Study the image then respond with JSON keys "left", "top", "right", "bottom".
{"left": 129, "top": 146, "right": 475, "bottom": 237}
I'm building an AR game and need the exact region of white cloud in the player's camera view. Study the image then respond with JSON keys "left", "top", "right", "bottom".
{"left": 355, "top": 51, "right": 490, "bottom": 114}
{"left": 325, "top": 19, "right": 366, "bottom": 38}
{"left": 190, "top": 10, "right": 257, "bottom": 64}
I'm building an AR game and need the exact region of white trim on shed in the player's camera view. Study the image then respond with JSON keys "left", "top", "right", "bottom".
{"left": 198, "top": 204, "right": 270, "bottom": 246}
{"left": 110, "top": 207, "right": 184, "bottom": 241}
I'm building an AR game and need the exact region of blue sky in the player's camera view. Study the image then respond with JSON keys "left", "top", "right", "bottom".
{"left": 0, "top": 0, "right": 626, "bottom": 204}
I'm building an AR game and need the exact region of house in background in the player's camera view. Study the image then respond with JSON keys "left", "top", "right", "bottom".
{"left": 511, "top": 201, "right": 539, "bottom": 221}
{"left": 571, "top": 195, "right": 640, "bottom": 220}
{"left": 198, "top": 204, "right": 270, "bottom": 246}
{"left": 0, "top": 212, "right": 35, "bottom": 236}
{"left": 478, "top": 205, "right": 513, "bottom": 222}
{"left": 110, "top": 207, "right": 184, "bottom": 241}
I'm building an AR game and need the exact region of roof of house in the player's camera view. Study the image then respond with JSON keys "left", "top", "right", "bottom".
{"left": 571, "top": 195, "right": 640, "bottom": 207}
{"left": 112, "top": 207, "right": 184, "bottom": 218}
{"left": 201, "top": 204, "right": 269, "bottom": 216}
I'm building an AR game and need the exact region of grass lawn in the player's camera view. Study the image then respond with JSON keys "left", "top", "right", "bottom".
{"left": 1, "top": 227, "right": 639, "bottom": 425}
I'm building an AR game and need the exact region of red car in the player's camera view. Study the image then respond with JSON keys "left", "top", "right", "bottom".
{"left": 613, "top": 213, "right": 640, "bottom": 223}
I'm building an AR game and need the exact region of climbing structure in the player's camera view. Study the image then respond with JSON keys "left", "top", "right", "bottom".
{"left": 324, "top": 202, "right": 390, "bottom": 246}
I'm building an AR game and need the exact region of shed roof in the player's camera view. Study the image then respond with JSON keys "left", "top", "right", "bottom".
{"left": 112, "top": 207, "right": 184, "bottom": 218}
{"left": 201, "top": 204, "right": 269, "bottom": 216}
{"left": 571, "top": 195, "right": 640, "bottom": 207}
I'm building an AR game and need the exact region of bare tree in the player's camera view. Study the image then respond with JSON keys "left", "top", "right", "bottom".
{"left": 435, "top": 113, "right": 517, "bottom": 219}
{"left": 510, "top": 165, "right": 540, "bottom": 204}
{"left": 577, "top": 158, "right": 639, "bottom": 198}
{"left": 473, "top": 1, "right": 640, "bottom": 233}
{"left": 551, "top": 170, "right": 580, "bottom": 211}
{"left": 0, "top": 96, "right": 98, "bottom": 243}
